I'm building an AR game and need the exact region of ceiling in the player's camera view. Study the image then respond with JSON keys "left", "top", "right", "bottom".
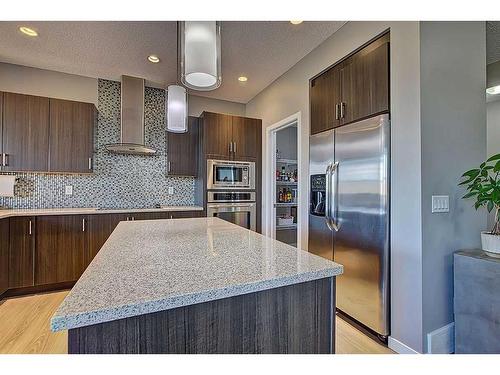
{"left": 0, "top": 21, "right": 345, "bottom": 103}
{"left": 487, "top": 21, "right": 500, "bottom": 65}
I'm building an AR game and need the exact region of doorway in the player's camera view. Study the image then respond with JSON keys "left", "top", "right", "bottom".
{"left": 264, "top": 112, "right": 302, "bottom": 248}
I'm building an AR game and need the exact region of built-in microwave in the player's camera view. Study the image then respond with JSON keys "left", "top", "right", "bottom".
{"left": 207, "top": 159, "right": 255, "bottom": 190}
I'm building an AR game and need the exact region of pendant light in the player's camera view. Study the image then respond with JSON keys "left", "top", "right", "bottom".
{"left": 179, "top": 21, "right": 222, "bottom": 91}
{"left": 166, "top": 24, "right": 189, "bottom": 133}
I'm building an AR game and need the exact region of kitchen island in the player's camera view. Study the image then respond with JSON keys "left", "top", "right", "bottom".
{"left": 51, "top": 217, "right": 343, "bottom": 354}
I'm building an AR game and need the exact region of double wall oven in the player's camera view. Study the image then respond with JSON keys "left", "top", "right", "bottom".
{"left": 206, "top": 159, "right": 257, "bottom": 231}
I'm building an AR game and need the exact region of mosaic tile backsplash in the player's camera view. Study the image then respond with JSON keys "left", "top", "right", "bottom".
{"left": 0, "top": 79, "right": 196, "bottom": 209}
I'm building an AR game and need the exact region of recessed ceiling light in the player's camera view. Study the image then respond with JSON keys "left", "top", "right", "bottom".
{"left": 487, "top": 85, "right": 500, "bottom": 95}
{"left": 148, "top": 55, "right": 160, "bottom": 63}
{"left": 238, "top": 76, "right": 248, "bottom": 82}
{"left": 19, "top": 26, "right": 38, "bottom": 37}
{"left": 290, "top": 21, "right": 303, "bottom": 25}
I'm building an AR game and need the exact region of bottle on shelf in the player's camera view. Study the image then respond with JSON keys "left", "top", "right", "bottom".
{"left": 287, "top": 189, "right": 292, "bottom": 203}
{"left": 278, "top": 189, "right": 283, "bottom": 203}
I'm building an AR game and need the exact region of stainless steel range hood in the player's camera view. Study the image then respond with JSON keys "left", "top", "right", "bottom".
{"left": 105, "top": 75, "right": 156, "bottom": 155}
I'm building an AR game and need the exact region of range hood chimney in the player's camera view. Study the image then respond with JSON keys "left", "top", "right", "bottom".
{"left": 105, "top": 75, "right": 156, "bottom": 155}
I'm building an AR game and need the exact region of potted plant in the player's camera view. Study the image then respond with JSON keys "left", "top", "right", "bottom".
{"left": 459, "top": 153, "right": 500, "bottom": 257}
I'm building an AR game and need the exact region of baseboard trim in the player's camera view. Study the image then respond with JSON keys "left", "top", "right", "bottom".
{"left": 426, "top": 322, "right": 455, "bottom": 354}
{"left": 388, "top": 337, "right": 420, "bottom": 354}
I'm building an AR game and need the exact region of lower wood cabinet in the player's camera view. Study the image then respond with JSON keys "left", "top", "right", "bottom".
{"left": 8, "top": 216, "right": 35, "bottom": 288}
{"left": 1, "top": 210, "right": 205, "bottom": 298}
{"left": 87, "top": 213, "right": 128, "bottom": 262}
{"left": 0, "top": 218, "right": 9, "bottom": 295}
{"left": 35, "top": 215, "right": 88, "bottom": 285}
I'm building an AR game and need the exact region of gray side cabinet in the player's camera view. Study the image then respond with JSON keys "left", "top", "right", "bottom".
{"left": 454, "top": 250, "right": 500, "bottom": 353}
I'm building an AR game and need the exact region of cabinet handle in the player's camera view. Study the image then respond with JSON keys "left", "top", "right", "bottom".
{"left": 233, "top": 142, "right": 236, "bottom": 154}
{"left": 340, "top": 102, "right": 345, "bottom": 119}
{"left": 168, "top": 161, "right": 171, "bottom": 173}
{"left": 82, "top": 218, "right": 86, "bottom": 232}
{"left": 335, "top": 104, "right": 340, "bottom": 120}
{"left": 170, "top": 214, "right": 173, "bottom": 219}
{"left": 131, "top": 216, "right": 135, "bottom": 221}
{"left": 2, "top": 153, "right": 8, "bottom": 167}
{"left": 229, "top": 142, "right": 233, "bottom": 153}
{"left": 28, "top": 220, "right": 32, "bottom": 236}
{"left": 88, "top": 157, "right": 92, "bottom": 170}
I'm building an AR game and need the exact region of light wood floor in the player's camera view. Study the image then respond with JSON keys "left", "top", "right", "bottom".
{"left": 0, "top": 290, "right": 394, "bottom": 354}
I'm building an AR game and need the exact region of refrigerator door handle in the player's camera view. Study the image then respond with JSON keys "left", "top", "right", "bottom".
{"left": 325, "top": 163, "right": 334, "bottom": 231}
{"left": 331, "top": 162, "right": 340, "bottom": 231}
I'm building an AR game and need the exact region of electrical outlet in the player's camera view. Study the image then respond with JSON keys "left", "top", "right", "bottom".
{"left": 168, "top": 187, "right": 174, "bottom": 195}
{"left": 432, "top": 195, "right": 449, "bottom": 213}
{"left": 65, "top": 186, "right": 73, "bottom": 196}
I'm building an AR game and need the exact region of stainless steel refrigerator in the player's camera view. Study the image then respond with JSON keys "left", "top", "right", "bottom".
{"left": 309, "top": 113, "right": 390, "bottom": 338}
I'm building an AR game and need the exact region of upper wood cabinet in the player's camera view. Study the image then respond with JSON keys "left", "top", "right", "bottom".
{"left": 231, "top": 116, "right": 262, "bottom": 161}
{"left": 310, "top": 33, "right": 390, "bottom": 134}
{"left": 0, "top": 92, "right": 96, "bottom": 173}
{"left": 8, "top": 216, "right": 35, "bottom": 288}
{"left": 201, "top": 112, "right": 233, "bottom": 159}
{"left": 1, "top": 92, "right": 50, "bottom": 171}
{"left": 35, "top": 215, "right": 88, "bottom": 285}
{"left": 49, "top": 98, "right": 95, "bottom": 173}
{"left": 201, "top": 112, "right": 262, "bottom": 161}
{"left": 167, "top": 116, "right": 199, "bottom": 176}
{"left": 310, "top": 65, "right": 342, "bottom": 135}
{"left": 0, "top": 218, "right": 9, "bottom": 295}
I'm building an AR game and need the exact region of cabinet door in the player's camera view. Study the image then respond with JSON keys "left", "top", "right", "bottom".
{"left": 49, "top": 99, "right": 95, "bottom": 173}
{"left": 341, "top": 41, "right": 389, "bottom": 124}
{"left": 171, "top": 211, "right": 203, "bottom": 219}
{"left": 202, "top": 112, "right": 232, "bottom": 159}
{"left": 310, "top": 66, "right": 341, "bottom": 135}
{"left": 87, "top": 214, "right": 128, "bottom": 262}
{"left": 231, "top": 116, "right": 262, "bottom": 160}
{"left": 35, "top": 215, "right": 88, "bottom": 285}
{"left": 2, "top": 92, "right": 50, "bottom": 172}
{"left": 0, "top": 218, "right": 9, "bottom": 295}
{"left": 8, "top": 217, "right": 35, "bottom": 288}
{"left": 167, "top": 116, "right": 199, "bottom": 176}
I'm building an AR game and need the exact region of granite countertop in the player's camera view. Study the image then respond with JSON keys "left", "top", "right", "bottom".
{"left": 51, "top": 217, "right": 343, "bottom": 331}
{"left": 0, "top": 206, "right": 204, "bottom": 219}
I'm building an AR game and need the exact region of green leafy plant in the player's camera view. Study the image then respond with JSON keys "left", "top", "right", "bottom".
{"left": 459, "top": 153, "right": 500, "bottom": 235}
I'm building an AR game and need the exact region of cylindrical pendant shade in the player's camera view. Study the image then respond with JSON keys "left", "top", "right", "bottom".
{"left": 166, "top": 85, "right": 188, "bottom": 133}
{"left": 179, "top": 21, "right": 221, "bottom": 91}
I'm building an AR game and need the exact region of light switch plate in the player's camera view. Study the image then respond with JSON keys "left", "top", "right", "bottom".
{"left": 168, "top": 187, "right": 174, "bottom": 195}
{"left": 432, "top": 195, "right": 449, "bottom": 213}
{"left": 65, "top": 185, "right": 73, "bottom": 196}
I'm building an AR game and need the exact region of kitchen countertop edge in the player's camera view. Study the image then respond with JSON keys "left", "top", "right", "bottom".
{"left": 50, "top": 267, "right": 342, "bottom": 332}
{"left": 0, "top": 206, "right": 204, "bottom": 219}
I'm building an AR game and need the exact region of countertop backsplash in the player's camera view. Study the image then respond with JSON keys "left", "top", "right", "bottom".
{"left": 0, "top": 79, "right": 196, "bottom": 209}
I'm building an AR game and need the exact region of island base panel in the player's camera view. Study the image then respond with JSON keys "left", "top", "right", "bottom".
{"left": 68, "top": 277, "right": 335, "bottom": 354}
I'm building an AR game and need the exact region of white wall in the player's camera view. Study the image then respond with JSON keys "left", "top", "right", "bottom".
{"left": 245, "top": 21, "right": 424, "bottom": 352}
{"left": 0, "top": 62, "right": 98, "bottom": 104}
{"left": 486, "top": 99, "right": 500, "bottom": 229}
{"left": 188, "top": 95, "right": 245, "bottom": 117}
{"left": 419, "top": 22, "right": 487, "bottom": 353}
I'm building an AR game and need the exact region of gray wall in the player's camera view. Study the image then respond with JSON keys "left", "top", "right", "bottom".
{"left": 487, "top": 100, "right": 500, "bottom": 228}
{"left": 246, "top": 21, "right": 424, "bottom": 352}
{"left": 420, "top": 22, "right": 487, "bottom": 352}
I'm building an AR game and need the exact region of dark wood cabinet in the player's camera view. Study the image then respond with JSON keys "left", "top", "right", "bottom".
{"left": 310, "top": 33, "right": 390, "bottom": 134}
{"left": 201, "top": 112, "right": 262, "bottom": 161}
{"left": 0, "top": 218, "right": 9, "bottom": 295}
{"left": 8, "top": 216, "right": 35, "bottom": 288}
{"left": 48, "top": 98, "right": 95, "bottom": 173}
{"left": 171, "top": 211, "right": 203, "bottom": 219}
{"left": 310, "top": 65, "right": 342, "bottom": 134}
{"left": 202, "top": 112, "right": 233, "bottom": 159}
{"left": 167, "top": 116, "right": 199, "bottom": 176}
{"left": 1, "top": 92, "right": 50, "bottom": 172}
{"left": 87, "top": 214, "right": 128, "bottom": 263}
{"left": 232, "top": 116, "right": 262, "bottom": 161}
{"left": 35, "top": 215, "right": 88, "bottom": 285}
{"left": 344, "top": 41, "right": 389, "bottom": 123}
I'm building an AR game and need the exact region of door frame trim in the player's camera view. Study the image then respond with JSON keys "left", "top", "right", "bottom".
{"left": 263, "top": 111, "right": 302, "bottom": 248}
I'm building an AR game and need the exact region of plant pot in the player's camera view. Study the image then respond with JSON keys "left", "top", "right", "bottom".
{"left": 481, "top": 231, "right": 500, "bottom": 258}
